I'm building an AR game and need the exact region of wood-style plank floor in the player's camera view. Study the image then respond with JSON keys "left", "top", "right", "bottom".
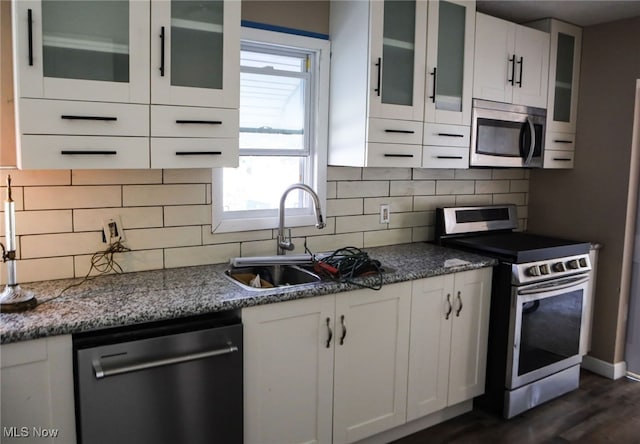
{"left": 392, "top": 371, "right": 640, "bottom": 444}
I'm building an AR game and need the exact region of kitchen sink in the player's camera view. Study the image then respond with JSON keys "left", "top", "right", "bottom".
{"left": 225, "top": 264, "right": 322, "bottom": 291}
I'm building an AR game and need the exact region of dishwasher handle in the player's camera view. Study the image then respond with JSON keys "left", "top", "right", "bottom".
{"left": 93, "top": 345, "right": 239, "bottom": 379}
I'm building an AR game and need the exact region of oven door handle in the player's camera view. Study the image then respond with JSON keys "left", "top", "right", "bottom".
{"left": 517, "top": 275, "right": 590, "bottom": 296}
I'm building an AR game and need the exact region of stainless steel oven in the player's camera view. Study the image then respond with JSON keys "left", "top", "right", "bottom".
{"left": 470, "top": 99, "right": 546, "bottom": 168}
{"left": 436, "top": 205, "right": 592, "bottom": 418}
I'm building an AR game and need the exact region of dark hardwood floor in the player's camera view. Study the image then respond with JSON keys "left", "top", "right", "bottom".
{"left": 392, "top": 371, "right": 640, "bottom": 444}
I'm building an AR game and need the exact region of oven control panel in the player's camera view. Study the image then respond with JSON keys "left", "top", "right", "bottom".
{"left": 512, "top": 254, "right": 591, "bottom": 285}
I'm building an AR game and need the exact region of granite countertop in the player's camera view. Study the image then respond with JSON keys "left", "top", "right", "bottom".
{"left": 0, "top": 243, "right": 496, "bottom": 344}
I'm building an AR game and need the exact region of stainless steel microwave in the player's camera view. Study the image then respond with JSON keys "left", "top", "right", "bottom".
{"left": 470, "top": 99, "right": 546, "bottom": 168}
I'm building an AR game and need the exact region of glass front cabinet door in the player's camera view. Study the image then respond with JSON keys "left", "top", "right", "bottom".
{"left": 151, "top": 0, "right": 240, "bottom": 109}
{"left": 13, "top": 0, "right": 150, "bottom": 104}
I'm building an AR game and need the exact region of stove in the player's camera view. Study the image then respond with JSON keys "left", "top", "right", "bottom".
{"left": 435, "top": 205, "right": 592, "bottom": 418}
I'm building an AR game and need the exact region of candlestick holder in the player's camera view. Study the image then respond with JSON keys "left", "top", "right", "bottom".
{"left": 0, "top": 175, "right": 37, "bottom": 313}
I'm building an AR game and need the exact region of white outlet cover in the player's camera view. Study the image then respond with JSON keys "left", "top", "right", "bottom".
{"left": 380, "top": 204, "right": 390, "bottom": 224}
{"left": 102, "top": 215, "right": 125, "bottom": 243}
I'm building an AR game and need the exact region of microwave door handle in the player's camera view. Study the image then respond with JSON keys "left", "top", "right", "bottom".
{"left": 524, "top": 117, "right": 536, "bottom": 166}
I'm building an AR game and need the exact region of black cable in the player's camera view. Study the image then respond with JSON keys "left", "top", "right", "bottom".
{"left": 318, "top": 246, "right": 383, "bottom": 290}
{"left": 36, "top": 239, "right": 130, "bottom": 307}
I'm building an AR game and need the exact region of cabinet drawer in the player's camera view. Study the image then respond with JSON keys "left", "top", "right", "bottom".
{"left": 151, "top": 106, "right": 239, "bottom": 138}
{"left": 543, "top": 150, "right": 574, "bottom": 169}
{"left": 545, "top": 131, "right": 575, "bottom": 151}
{"left": 151, "top": 138, "right": 239, "bottom": 168}
{"left": 422, "top": 146, "right": 469, "bottom": 169}
{"left": 368, "top": 119, "right": 423, "bottom": 145}
{"left": 366, "top": 143, "right": 422, "bottom": 168}
{"left": 19, "top": 99, "right": 149, "bottom": 136}
{"left": 20, "top": 136, "right": 150, "bottom": 169}
{"left": 423, "top": 123, "right": 470, "bottom": 147}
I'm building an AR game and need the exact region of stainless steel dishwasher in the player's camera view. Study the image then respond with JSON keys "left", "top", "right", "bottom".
{"left": 73, "top": 311, "right": 242, "bottom": 444}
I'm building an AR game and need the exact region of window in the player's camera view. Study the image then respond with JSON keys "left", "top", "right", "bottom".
{"left": 212, "top": 28, "right": 329, "bottom": 233}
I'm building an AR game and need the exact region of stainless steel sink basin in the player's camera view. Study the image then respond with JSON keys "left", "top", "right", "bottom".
{"left": 225, "top": 264, "right": 322, "bottom": 291}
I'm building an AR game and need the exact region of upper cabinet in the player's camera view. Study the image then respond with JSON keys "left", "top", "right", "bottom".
{"left": 473, "top": 12, "right": 550, "bottom": 109}
{"left": 329, "top": 0, "right": 427, "bottom": 168}
{"left": 11, "top": 0, "right": 239, "bottom": 170}
{"left": 528, "top": 19, "right": 582, "bottom": 169}
{"left": 422, "top": 0, "right": 475, "bottom": 170}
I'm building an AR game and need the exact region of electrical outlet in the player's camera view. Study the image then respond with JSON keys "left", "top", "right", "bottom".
{"left": 102, "top": 215, "right": 125, "bottom": 244}
{"left": 380, "top": 204, "right": 390, "bottom": 224}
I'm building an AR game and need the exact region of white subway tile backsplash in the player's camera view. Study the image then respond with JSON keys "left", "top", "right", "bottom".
{"left": 0, "top": 256, "right": 74, "bottom": 284}
{"left": 436, "top": 180, "right": 475, "bottom": 195}
{"left": 364, "top": 228, "right": 412, "bottom": 248}
{"left": 362, "top": 167, "right": 412, "bottom": 181}
{"left": 164, "top": 205, "right": 212, "bottom": 227}
{"left": 165, "top": 243, "right": 239, "bottom": 268}
{"left": 123, "top": 184, "right": 206, "bottom": 207}
{"left": 335, "top": 214, "right": 383, "bottom": 233}
{"left": 327, "top": 198, "right": 364, "bottom": 217}
{"left": 1, "top": 170, "right": 70, "bottom": 186}
{"left": 73, "top": 207, "right": 163, "bottom": 232}
{"left": 327, "top": 166, "right": 362, "bottom": 181}
{"left": 364, "top": 196, "right": 412, "bottom": 214}
{"left": 0, "top": 210, "right": 72, "bottom": 235}
{"left": 164, "top": 169, "right": 213, "bottom": 184}
{"left": 74, "top": 249, "right": 164, "bottom": 277}
{"left": 390, "top": 180, "right": 435, "bottom": 196}
{"left": 6, "top": 163, "right": 529, "bottom": 283}
{"left": 475, "top": 180, "right": 510, "bottom": 194}
{"left": 21, "top": 231, "right": 103, "bottom": 259}
{"left": 72, "top": 170, "right": 162, "bottom": 185}
{"left": 24, "top": 186, "right": 121, "bottom": 210}
{"left": 125, "top": 226, "right": 201, "bottom": 250}
{"left": 337, "top": 181, "right": 388, "bottom": 198}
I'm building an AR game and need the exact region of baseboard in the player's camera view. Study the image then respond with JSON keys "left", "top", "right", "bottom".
{"left": 581, "top": 355, "right": 627, "bottom": 380}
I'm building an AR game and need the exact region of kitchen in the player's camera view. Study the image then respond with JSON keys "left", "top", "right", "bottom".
{"left": 1, "top": 0, "right": 640, "bottom": 443}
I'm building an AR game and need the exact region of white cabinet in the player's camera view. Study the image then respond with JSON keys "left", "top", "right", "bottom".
{"left": 528, "top": 19, "right": 582, "bottom": 169}
{"left": 0, "top": 335, "right": 76, "bottom": 444}
{"left": 11, "top": 0, "right": 239, "bottom": 170}
{"left": 422, "top": 0, "right": 475, "bottom": 169}
{"left": 473, "top": 12, "right": 549, "bottom": 109}
{"left": 407, "top": 268, "right": 491, "bottom": 421}
{"left": 242, "top": 281, "right": 412, "bottom": 444}
{"left": 329, "top": 0, "right": 427, "bottom": 167}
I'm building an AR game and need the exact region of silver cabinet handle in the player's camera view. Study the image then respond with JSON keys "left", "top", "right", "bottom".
{"left": 325, "top": 317, "right": 333, "bottom": 348}
{"left": 339, "top": 315, "right": 347, "bottom": 345}
{"left": 445, "top": 293, "right": 452, "bottom": 320}
{"left": 93, "top": 345, "right": 238, "bottom": 379}
{"left": 455, "top": 291, "right": 463, "bottom": 317}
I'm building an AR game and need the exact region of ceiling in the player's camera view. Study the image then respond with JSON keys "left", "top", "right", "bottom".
{"left": 475, "top": 0, "right": 640, "bottom": 27}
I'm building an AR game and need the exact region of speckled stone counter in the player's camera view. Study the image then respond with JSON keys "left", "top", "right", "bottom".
{"left": 0, "top": 243, "right": 496, "bottom": 344}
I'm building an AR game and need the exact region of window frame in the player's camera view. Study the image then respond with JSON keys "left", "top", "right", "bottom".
{"left": 211, "top": 27, "right": 329, "bottom": 234}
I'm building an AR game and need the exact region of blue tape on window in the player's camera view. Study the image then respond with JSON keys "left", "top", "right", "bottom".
{"left": 241, "top": 20, "right": 329, "bottom": 40}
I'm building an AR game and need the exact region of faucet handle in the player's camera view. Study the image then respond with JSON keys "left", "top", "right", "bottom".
{"left": 278, "top": 228, "right": 295, "bottom": 252}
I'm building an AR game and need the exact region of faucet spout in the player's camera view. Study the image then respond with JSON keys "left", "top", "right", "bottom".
{"left": 277, "top": 183, "right": 325, "bottom": 255}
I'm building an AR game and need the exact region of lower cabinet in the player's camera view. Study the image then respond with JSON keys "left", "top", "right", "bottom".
{"left": 0, "top": 335, "right": 76, "bottom": 444}
{"left": 407, "top": 268, "right": 492, "bottom": 420}
{"left": 242, "top": 281, "right": 412, "bottom": 444}
{"left": 242, "top": 268, "right": 492, "bottom": 444}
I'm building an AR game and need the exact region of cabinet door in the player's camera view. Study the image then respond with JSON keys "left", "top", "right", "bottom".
{"left": 151, "top": 0, "right": 240, "bottom": 108}
{"left": 448, "top": 268, "right": 492, "bottom": 405}
{"left": 242, "top": 296, "right": 335, "bottom": 444}
{"left": 368, "top": 0, "right": 427, "bottom": 121}
{"left": 473, "top": 12, "right": 515, "bottom": 104}
{"left": 425, "top": 0, "right": 475, "bottom": 126}
{"left": 512, "top": 25, "right": 549, "bottom": 108}
{"left": 13, "top": 0, "right": 149, "bottom": 103}
{"left": 407, "top": 274, "right": 454, "bottom": 421}
{"left": 547, "top": 21, "right": 581, "bottom": 133}
{"left": 333, "top": 281, "right": 411, "bottom": 444}
{"left": 1, "top": 336, "right": 76, "bottom": 444}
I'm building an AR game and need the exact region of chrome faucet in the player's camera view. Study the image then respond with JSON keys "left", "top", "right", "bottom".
{"left": 277, "top": 183, "right": 325, "bottom": 255}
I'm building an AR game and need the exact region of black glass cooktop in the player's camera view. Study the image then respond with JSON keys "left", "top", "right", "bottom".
{"left": 442, "top": 232, "right": 591, "bottom": 263}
